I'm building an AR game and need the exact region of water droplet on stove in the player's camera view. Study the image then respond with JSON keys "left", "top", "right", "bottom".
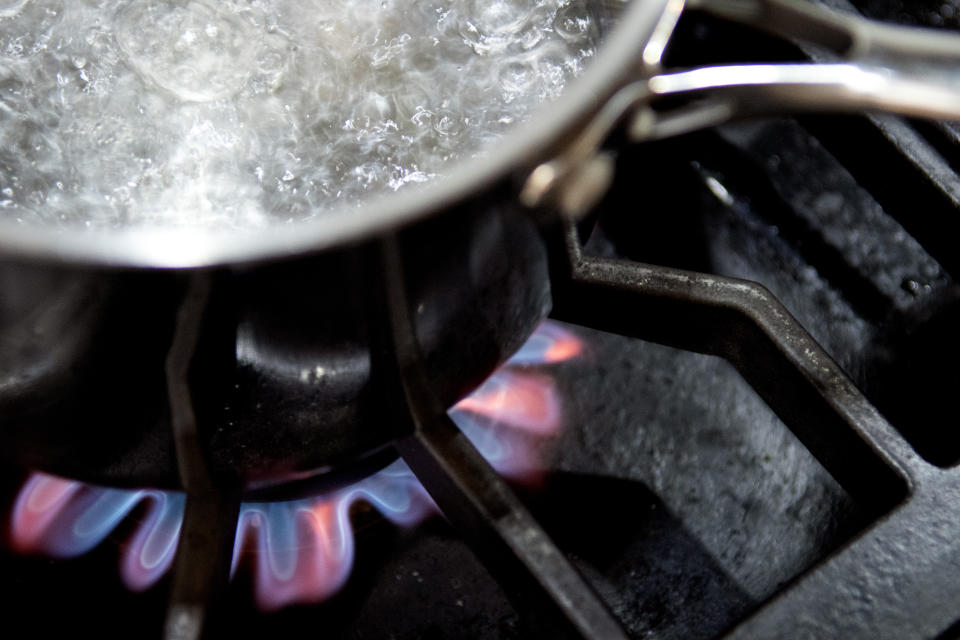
{"left": 704, "top": 175, "right": 735, "bottom": 207}
{"left": 902, "top": 279, "right": 924, "bottom": 297}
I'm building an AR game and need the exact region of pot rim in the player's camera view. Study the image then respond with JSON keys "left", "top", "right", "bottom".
{"left": 0, "top": 0, "right": 669, "bottom": 269}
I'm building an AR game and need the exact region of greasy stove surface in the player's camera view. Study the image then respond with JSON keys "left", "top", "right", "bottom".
{"left": 4, "top": 2, "right": 960, "bottom": 639}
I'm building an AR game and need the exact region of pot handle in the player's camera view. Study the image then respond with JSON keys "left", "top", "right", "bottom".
{"left": 693, "top": 0, "right": 960, "bottom": 64}
{"left": 522, "top": 0, "right": 960, "bottom": 218}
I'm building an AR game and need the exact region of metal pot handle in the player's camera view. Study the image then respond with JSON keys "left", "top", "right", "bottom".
{"left": 694, "top": 0, "right": 960, "bottom": 63}
{"left": 522, "top": 0, "right": 960, "bottom": 218}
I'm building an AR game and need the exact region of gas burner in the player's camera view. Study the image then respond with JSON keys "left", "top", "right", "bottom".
{"left": 4, "top": 1, "right": 960, "bottom": 639}
{"left": 9, "top": 321, "right": 580, "bottom": 611}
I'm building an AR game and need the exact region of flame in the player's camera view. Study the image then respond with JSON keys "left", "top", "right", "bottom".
{"left": 454, "top": 371, "right": 561, "bottom": 437}
{"left": 123, "top": 492, "right": 185, "bottom": 591}
{"left": 10, "top": 474, "right": 80, "bottom": 551}
{"left": 7, "top": 321, "right": 582, "bottom": 610}
{"left": 506, "top": 321, "right": 582, "bottom": 365}
{"left": 233, "top": 499, "right": 355, "bottom": 610}
{"left": 231, "top": 461, "right": 433, "bottom": 611}
{"left": 11, "top": 477, "right": 184, "bottom": 591}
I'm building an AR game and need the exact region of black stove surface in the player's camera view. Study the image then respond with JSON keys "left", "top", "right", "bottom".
{"left": 4, "top": 2, "right": 960, "bottom": 639}
{"left": 0, "top": 317, "right": 875, "bottom": 640}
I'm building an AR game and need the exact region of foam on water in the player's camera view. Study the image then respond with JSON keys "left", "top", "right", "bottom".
{"left": 0, "top": 0, "right": 599, "bottom": 229}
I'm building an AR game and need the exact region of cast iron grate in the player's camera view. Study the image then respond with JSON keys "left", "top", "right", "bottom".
{"left": 6, "top": 3, "right": 960, "bottom": 638}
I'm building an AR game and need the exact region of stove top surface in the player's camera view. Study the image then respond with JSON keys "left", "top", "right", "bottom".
{"left": 4, "top": 1, "right": 960, "bottom": 639}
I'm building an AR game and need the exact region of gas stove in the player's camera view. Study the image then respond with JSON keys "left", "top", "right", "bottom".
{"left": 4, "top": 1, "right": 960, "bottom": 639}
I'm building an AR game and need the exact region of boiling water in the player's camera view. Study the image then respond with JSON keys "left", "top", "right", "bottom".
{"left": 0, "top": 0, "right": 599, "bottom": 230}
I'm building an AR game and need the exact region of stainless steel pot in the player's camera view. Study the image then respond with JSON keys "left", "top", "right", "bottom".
{"left": 2, "top": 0, "right": 959, "bottom": 492}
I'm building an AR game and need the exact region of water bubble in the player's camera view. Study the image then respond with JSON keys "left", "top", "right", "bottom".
{"left": 465, "top": 0, "right": 536, "bottom": 35}
{"left": 0, "top": 0, "right": 62, "bottom": 59}
{"left": 116, "top": 0, "right": 259, "bottom": 102}
{"left": 0, "top": 0, "right": 599, "bottom": 229}
{"left": 410, "top": 106, "right": 434, "bottom": 128}
{"left": 0, "top": 0, "right": 31, "bottom": 20}
{"left": 392, "top": 82, "right": 434, "bottom": 121}
{"left": 432, "top": 110, "right": 463, "bottom": 136}
{"left": 498, "top": 60, "right": 536, "bottom": 93}
{"left": 553, "top": 5, "right": 596, "bottom": 42}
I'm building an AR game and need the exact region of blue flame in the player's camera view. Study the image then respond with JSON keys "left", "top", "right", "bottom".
{"left": 9, "top": 321, "right": 581, "bottom": 609}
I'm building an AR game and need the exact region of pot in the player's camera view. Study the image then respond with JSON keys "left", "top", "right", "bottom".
{"left": 1, "top": 0, "right": 959, "bottom": 493}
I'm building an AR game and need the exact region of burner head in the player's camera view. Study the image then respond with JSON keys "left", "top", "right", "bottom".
{"left": 0, "top": 200, "right": 550, "bottom": 495}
